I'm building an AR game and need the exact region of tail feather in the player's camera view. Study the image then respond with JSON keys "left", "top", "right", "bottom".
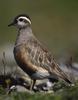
{"left": 63, "top": 77, "right": 72, "bottom": 84}
{"left": 51, "top": 62, "right": 72, "bottom": 84}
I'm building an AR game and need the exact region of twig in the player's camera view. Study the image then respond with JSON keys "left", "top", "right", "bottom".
{"left": 2, "top": 52, "right": 6, "bottom": 76}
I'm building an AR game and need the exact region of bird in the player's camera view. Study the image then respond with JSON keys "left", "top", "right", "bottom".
{"left": 8, "top": 14, "right": 72, "bottom": 90}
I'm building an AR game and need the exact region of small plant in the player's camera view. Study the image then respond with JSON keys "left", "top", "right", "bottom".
{"left": 0, "top": 52, "right": 30, "bottom": 94}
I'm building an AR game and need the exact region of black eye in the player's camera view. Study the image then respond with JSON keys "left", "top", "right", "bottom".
{"left": 19, "top": 18, "right": 23, "bottom": 21}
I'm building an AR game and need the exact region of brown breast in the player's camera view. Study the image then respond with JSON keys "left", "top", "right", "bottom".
{"left": 13, "top": 45, "right": 37, "bottom": 76}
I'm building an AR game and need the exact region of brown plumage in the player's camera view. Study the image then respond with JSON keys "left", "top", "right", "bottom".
{"left": 8, "top": 14, "right": 72, "bottom": 90}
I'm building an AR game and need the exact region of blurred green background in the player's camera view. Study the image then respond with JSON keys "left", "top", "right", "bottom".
{"left": 0, "top": 0, "right": 78, "bottom": 59}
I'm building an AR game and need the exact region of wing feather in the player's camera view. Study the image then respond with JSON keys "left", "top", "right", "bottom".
{"left": 24, "top": 38, "right": 71, "bottom": 84}
{"left": 25, "top": 38, "right": 54, "bottom": 71}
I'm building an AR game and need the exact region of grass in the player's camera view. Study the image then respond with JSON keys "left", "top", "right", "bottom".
{"left": 0, "top": 82, "right": 78, "bottom": 100}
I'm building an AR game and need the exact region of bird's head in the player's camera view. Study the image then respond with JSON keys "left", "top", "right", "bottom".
{"left": 8, "top": 14, "right": 31, "bottom": 29}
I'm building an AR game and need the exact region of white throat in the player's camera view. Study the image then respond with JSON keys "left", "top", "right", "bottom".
{"left": 15, "top": 26, "right": 33, "bottom": 47}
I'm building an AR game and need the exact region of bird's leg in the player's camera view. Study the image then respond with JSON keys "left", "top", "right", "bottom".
{"left": 30, "top": 79, "right": 36, "bottom": 91}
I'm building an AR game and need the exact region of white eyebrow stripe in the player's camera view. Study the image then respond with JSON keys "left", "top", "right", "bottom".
{"left": 18, "top": 16, "right": 31, "bottom": 24}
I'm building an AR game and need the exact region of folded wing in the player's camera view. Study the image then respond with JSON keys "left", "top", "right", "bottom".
{"left": 25, "top": 38, "right": 72, "bottom": 84}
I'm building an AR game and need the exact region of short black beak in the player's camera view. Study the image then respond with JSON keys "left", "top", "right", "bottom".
{"left": 8, "top": 22, "right": 15, "bottom": 27}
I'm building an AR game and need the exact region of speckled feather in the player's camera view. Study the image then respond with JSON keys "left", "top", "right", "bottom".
{"left": 23, "top": 37, "right": 72, "bottom": 83}
{"left": 25, "top": 38, "right": 53, "bottom": 70}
